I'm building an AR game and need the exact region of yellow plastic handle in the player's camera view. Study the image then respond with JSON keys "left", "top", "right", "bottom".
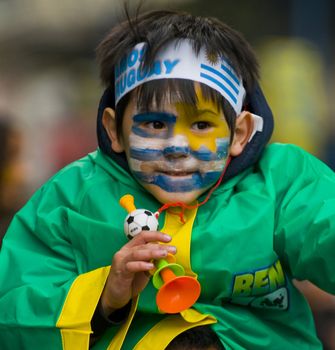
{"left": 119, "top": 194, "right": 137, "bottom": 213}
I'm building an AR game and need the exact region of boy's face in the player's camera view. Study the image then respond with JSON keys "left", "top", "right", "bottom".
{"left": 119, "top": 88, "right": 231, "bottom": 204}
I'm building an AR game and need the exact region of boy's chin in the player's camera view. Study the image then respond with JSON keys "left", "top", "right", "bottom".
{"left": 143, "top": 184, "right": 206, "bottom": 205}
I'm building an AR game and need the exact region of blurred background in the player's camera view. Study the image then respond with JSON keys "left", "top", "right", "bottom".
{"left": 0, "top": 0, "right": 334, "bottom": 347}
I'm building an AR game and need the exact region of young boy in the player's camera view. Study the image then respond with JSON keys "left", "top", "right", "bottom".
{"left": 0, "top": 9, "right": 335, "bottom": 350}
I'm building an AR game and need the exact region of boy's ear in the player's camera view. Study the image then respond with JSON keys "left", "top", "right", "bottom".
{"left": 229, "top": 111, "right": 254, "bottom": 157}
{"left": 102, "top": 107, "right": 124, "bottom": 153}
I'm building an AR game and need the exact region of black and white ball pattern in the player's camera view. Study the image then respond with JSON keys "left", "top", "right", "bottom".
{"left": 124, "top": 209, "right": 159, "bottom": 240}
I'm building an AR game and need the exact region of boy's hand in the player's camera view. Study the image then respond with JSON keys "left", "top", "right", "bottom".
{"left": 100, "top": 231, "right": 176, "bottom": 316}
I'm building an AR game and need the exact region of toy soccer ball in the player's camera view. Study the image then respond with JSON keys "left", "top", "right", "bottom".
{"left": 124, "top": 209, "right": 159, "bottom": 240}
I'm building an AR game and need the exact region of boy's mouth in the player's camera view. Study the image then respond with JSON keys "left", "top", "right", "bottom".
{"left": 158, "top": 170, "right": 195, "bottom": 177}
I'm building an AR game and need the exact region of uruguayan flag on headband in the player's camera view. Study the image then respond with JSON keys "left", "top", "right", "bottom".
{"left": 114, "top": 39, "right": 246, "bottom": 114}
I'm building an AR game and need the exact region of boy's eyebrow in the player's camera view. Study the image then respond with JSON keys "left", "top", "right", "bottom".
{"left": 196, "top": 108, "right": 219, "bottom": 115}
{"left": 133, "top": 112, "right": 177, "bottom": 123}
{"left": 134, "top": 108, "right": 219, "bottom": 120}
{"left": 181, "top": 107, "right": 219, "bottom": 118}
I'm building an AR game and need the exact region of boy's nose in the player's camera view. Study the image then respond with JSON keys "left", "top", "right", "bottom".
{"left": 163, "top": 145, "right": 190, "bottom": 158}
{"left": 163, "top": 134, "right": 191, "bottom": 158}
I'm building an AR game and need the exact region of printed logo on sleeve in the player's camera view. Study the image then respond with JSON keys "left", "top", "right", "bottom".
{"left": 228, "top": 259, "right": 289, "bottom": 310}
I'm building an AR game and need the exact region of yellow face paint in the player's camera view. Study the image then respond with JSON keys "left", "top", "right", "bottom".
{"left": 174, "top": 87, "right": 230, "bottom": 153}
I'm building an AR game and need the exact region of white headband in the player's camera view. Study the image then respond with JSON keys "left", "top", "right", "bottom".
{"left": 114, "top": 40, "right": 246, "bottom": 114}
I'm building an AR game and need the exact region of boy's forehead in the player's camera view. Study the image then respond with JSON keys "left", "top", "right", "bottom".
{"left": 175, "top": 90, "right": 221, "bottom": 117}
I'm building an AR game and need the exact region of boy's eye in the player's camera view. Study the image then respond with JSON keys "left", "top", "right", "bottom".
{"left": 145, "top": 121, "right": 166, "bottom": 130}
{"left": 191, "top": 121, "right": 213, "bottom": 131}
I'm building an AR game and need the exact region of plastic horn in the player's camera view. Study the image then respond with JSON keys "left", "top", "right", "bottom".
{"left": 152, "top": 256, "right": 201, "bottom": 314}
{"left": 120, "top": 194, "right": 201, "bottom": 314}
{"left": 119, "top": 194, "right": 136, "bottom": 213}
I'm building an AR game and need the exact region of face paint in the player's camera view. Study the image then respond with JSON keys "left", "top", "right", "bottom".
{"left": 133, "top": 170, "right": 224, "bottom": 192}
{"left": 129, "top": 132, "right": 228, "bottom": 162}
{"left": 131, "top": 112, "right": 176, "bottom": 139}
{"left": 128, "top": 94, "right": 230, "bottom": 193}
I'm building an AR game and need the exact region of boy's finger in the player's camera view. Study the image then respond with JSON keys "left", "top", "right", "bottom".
{"left": 125, "top": 261, "right": 155, "bottom": 273}
{"left": 126, "top": 246, "right": 173, "bottom": 262}
{"left": 127, "top": 231, "right": 172, "bottom": 246}
{"left": 134, "top": 243, "right": 177, "bottom": 254}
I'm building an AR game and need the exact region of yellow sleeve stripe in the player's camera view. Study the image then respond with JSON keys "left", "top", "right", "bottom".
{"left": 56, "top": 266, "right": 110, "bottom": 350}
{"left": 133, "top": 308, "right": 217, "bottom": 350}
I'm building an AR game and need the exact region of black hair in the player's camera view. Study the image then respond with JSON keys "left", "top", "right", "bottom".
{"left": 96, "top": 9, "right": 259, "bottom": 141}
{"left": 165, "top": 325, "right": 225, "bottom": 350}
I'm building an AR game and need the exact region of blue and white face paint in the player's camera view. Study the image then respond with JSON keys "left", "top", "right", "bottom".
{"left": 126, "top": 92, "right": 231, "bottom": 193}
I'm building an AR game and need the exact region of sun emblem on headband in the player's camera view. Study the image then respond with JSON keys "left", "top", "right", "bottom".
{"left": 205, "top": 51, "right": 219, "bottom": 65}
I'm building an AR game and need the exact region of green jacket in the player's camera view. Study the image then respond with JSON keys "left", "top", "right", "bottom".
{"left": 0, "top": 143, "right": 335, "bottom": 349}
